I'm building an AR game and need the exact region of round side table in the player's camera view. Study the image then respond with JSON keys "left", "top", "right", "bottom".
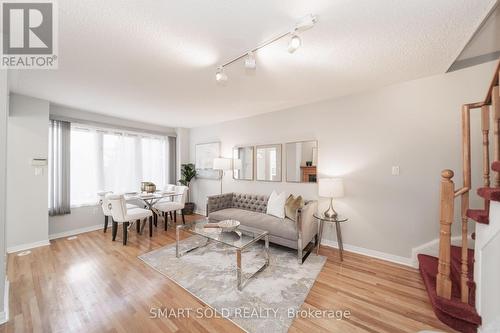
{"left": 314, "top": 213, "right": 349, "bottom": 261}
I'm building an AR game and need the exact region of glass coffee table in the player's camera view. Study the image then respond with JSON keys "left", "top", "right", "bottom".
{"left": 176, "top": 219, "right": 270, "bottom": 290}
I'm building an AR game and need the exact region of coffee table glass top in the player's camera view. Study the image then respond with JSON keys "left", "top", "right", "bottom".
{"left": 179, "top": 218, "right": 268, "bottom": 250}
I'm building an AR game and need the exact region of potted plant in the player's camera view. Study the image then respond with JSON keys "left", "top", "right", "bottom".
{"left": 179, "top": 163, "right": 197, "bottom": 215}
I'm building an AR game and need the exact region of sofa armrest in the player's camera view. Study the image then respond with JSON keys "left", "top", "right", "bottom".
{"left": 297, "top": 200, "right": 318, "bottom": 249}
{"left": 206, "top": 193, "right": 233, "bottom": 216}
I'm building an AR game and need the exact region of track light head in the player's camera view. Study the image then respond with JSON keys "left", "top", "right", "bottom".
{"left": 288, "top": 34, "right": 302, "bottom": 53}
{"left": 215, "top": 66, "right": 228, "bottom": 82}
{"left": 244, "top": 52, "right": 256, "bottom": 69}
{"left": 295, "top": 14, "right": 318, "bottom": 32}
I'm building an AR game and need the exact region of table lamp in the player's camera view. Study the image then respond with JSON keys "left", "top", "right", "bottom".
{"left": 318, "top": 178, "right": 344, "bottom": 219}
{"left": 213, "top": 157, "right": 232, "bottom": 194}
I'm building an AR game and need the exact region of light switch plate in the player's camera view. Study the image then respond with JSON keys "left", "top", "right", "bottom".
{"left": 392, "top": 166, "right": 400, "bottom": 176}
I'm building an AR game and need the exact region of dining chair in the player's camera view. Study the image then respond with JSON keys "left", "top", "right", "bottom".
{"left": 98, "top": 191, "right": 138, "bottom": 233}
{"left": 154, "top": 185, "right": 188, "bottom": 230}
{"left": 157, "top": 184, "right": 177, "bottom": 223}
{"left": 106, "top": 194, "right": 153, "bottom": 245}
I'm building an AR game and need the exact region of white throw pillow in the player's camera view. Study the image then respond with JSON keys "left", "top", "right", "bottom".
{"left": 266, "top": 191, "right": 287, "bottom": 219}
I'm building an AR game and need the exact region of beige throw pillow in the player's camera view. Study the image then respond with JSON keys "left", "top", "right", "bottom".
{"left": 285, "top": 195, "right": 304, "bottom": 221}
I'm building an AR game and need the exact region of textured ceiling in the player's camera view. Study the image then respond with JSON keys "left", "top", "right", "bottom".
{"left": 9, "top": 0, "right": 497, "bottom": 128}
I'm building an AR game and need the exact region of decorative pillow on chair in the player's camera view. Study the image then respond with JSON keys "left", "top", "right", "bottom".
{"left": 266, "top": 190, "right": 287, "bottom": 219}
{"left": 285, "top": 195, "right": 304, "bottom": 221}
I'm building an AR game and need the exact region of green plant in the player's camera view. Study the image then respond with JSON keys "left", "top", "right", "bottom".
{"left": 179, "top": 163, "right": 196, "bottom": 201}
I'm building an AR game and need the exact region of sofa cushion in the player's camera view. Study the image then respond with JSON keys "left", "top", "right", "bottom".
{"left": 208, "top": 208, "right": 298, "bottom": 241}
{"left": 231, "top": 193, "right": 268, "bottom": 213}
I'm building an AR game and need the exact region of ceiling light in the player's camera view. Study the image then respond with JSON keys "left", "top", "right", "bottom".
{"left": 288, "top": 34, "right": 302, "bottom": 53}
{"left": 244, "top": 52, "right": 256, "bottom": 69}
{"left": 215, "top": 66, "right": 228, "bottom": 82}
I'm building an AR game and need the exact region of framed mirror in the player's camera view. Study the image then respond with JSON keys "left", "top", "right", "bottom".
{"left": 285, "top": 140, "right": 318, "bottom": 183}
{"left": 256, "top": 144, "right": 282, "bottom": 182}
{"left": 233, "top": 146, "right": 254, "bottom": 180}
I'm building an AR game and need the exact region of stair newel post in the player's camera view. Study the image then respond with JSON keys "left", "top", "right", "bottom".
{"left": 481, "top": 106, "right": 490, "bottom": 189}
{"left": 493, "top": 85, "right": 500, "bottom": 187}
{"left": 460, "top": 105, "right": 471, "bottom": 304}
{"left": 436, "top": 169, "right": 454, "bottom": 300}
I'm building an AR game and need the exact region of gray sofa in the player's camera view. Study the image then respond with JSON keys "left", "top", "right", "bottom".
{"left": 206, "top": 193, "right": 318, "bottom": 263}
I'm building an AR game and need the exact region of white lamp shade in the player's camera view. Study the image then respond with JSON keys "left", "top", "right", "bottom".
{"left": 318, "top": 178, "right": 344, "bottom": 198}
{"left": 233, "top": 159, "right": 242, "bottom": 170}
{"left": 213, "top": 158, "right": 232, "bottom": 171}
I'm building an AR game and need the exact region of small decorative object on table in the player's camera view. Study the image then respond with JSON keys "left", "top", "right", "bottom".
{"left": 314, "top": 213, "right": 348, "bottom": 261}
{"left": 141, "top": 181, "right": 156, "bottom": 193}
{"left": 203, "top": 220, "right": 241, "bottom": 232}
{"left": 318, "top": 178, "right": 344, "bottom": 219}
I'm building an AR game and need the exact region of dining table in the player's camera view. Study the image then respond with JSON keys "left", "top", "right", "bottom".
{"left": 124, "top": 191, "right": 181, "bottom": 236}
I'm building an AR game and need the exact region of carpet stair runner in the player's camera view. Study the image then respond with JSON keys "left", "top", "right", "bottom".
{"left": 465, "top": 161, "right": 500, "bottom": 225}
{"left": 418, "top": 246, "right": 481, "bottom": 333}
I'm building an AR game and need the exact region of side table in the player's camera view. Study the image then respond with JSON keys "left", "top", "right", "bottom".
{"left": 314, "top": 213, "right": 348, "bottom": 261}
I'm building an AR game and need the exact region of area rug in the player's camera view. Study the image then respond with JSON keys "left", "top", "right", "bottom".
{"left": 138, "top": 235, "right": 326, "bottom": 333}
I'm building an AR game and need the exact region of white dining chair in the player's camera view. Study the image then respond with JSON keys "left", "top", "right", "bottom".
{"left": 154, "top": 185, "right": 188, "bottom": 230}
{"left": 106, "top": 194, "right": 153, "bottom": 245}
{"left": 159, "top": 184, "right": 177, "bottom": 222}
{"left": 98, "top": 191, "right": 138, "bottom": 233}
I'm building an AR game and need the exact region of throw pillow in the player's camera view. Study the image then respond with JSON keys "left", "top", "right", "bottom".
{"left": 266, "top": 190, "right": 287, "bottom": 219}
{"left": 285, "top": 195, "right": 304, "bottom": 221}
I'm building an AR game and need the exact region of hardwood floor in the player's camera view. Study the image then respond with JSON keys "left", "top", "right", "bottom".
{"left": 0, "top": 214, "right": 454, "bottom": 333}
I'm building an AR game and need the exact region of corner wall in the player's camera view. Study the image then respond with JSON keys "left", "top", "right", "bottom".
{"left": 6, "top": 94, "right": 50, "bottom": 252}
{"left": 189, "top": 61, "right": 497, "bottom": 261}
{"left": 0, "top": 69, "right": 9, "bottom": 323}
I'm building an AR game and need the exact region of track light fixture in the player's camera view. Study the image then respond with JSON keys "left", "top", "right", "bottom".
{"left": 215, "top": 14, "right": 318, "bottom": 83}
{"left": 244, "top": 52, "right": 256, "bottom": 69}
{"left": 288, "top": 34, "right": 302, "bottom": 53}
{"left": 215, "top": 66, "right": 227, "bottom": 82}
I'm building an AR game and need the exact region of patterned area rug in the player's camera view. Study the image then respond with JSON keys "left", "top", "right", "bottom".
{"left": 138, "top": 236, "right": 326, "bottom": 333}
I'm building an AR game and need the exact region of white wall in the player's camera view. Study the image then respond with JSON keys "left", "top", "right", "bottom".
{"left": 6, "top": 94, "right": 50, "bottom": 252}
{"left": 0, "top": 69, "right": 8, "bottom": 322}
{"left": 176, "top": 127, "right": 190, "bottom": 182}
{"left": 475, "top": 201, "right": 500, "bottom": 329}
{"left": 189, "top": 61, "right": 496, "bottom": 261}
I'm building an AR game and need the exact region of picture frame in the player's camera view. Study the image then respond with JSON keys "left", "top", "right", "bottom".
{"left": 195, "top": 141, "right": 221, "bottom": 179}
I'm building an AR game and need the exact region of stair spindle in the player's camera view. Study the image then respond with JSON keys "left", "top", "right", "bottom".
{"left": 481, "top": 106, "right": 490, "bottom": 189}
{"left": 493, "top": 86, "right": 500, "bottom": 187}
{"left": 436, "top": 169, "right": 454, "bottom": 300}
{"left": 460, "top": 105, "right": 471, "bottom": 304}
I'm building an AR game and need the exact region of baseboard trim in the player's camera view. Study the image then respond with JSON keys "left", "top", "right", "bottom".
{"left": 0, "top": 279, "right": 9, "bottom": 325}
{"left": 49, "top": 224, "right": 103, "bottom": 240}
{"left": 194, "top": 209, "right": 206, "bottom": 216}
{"left": 7, "top": 240, "right": 50, "bottom": 254}
{"left": 320, "top": 238, "right": 414, "bottom": 267}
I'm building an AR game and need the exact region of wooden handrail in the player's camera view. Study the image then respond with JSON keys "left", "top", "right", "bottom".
{"left": 454, "top": 187, "right": 470, "bottom": 197}
{"left": 436, "top": 59, "right": 500, "bottom": 304}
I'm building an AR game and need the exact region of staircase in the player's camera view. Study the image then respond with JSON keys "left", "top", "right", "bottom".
{"left": 418, "top": 60, "right": 500, "bottom": 333}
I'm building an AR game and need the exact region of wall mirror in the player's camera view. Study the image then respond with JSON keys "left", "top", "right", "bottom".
{"left": 285, "top": 140, "right": 318, "bottom": 183}
{"left": 256, "top": 144, "right": 282, "bottom": 182}
{"left": 233, "top": 146, "right": 254, "bottom": 180}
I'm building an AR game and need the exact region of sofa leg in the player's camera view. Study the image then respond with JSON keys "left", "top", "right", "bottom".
{"left": 297, "top": 248, "right": 303, "bottom": 264}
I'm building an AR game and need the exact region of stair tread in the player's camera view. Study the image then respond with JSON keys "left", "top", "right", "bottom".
{"left": 477, "top": 187, "right": 500, "bottom": 202}
{"left": 466, "top": 209, "right": 489, "bottom": 224}
{"left": 492, "top": 161, "right": 500, "bottom": 172}
{"left": 418, "top": 254, "right": 481, "bottom": 333}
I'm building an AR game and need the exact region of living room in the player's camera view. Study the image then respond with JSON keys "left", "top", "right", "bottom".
{"left": 0, "top": 1, "right": 499, "bottom": 333}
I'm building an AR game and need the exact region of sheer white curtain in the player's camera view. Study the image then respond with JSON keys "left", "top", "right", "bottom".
{"left": 70, "top": 124, "right": 168, "bottom": 206}
{"left": 48, "top": 120, "right": 71, "bottom": 215}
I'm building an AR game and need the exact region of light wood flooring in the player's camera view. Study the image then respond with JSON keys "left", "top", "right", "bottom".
{"left": 0, "top": 214, "right": 454, "bottom": 333}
